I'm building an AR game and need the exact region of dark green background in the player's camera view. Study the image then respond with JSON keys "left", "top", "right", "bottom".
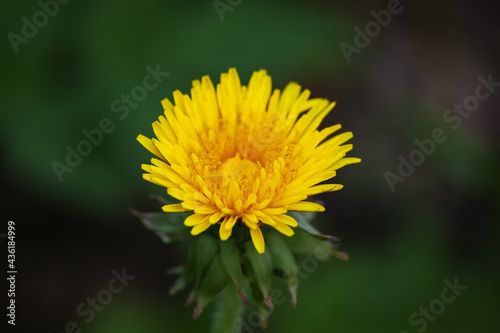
{"left": 1, "top": 0, "right": 499, "bottom": 332}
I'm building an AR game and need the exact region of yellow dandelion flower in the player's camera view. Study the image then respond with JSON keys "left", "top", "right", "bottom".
{"left": 137, "top": 68, "right": 360, "bottom": 254}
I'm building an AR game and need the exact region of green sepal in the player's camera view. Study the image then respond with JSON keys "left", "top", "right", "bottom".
{"left": 254, "top": 298, "right": 273, "bottom": 329}
{"left": 193, "top": 234, "right": 220, "bottom": 287}
{"left": 193, "top": 254, "right": 230, "bottom": 318}
{"left": 285, "top": 226, "right": 340, "bottom": 259}
{"left": 129, "top": 209, "right": 189, "bottom": 244}
{"left": 288, "top": 211, "right": 340, "bottom": 242}
{"left": 210, "top": 283, "right": 245, "bottom": 333}
{"left": 248, "top": 277, "right": 273, "bottom": 329}
{"left": 167, "top": 266, "right": 189, "bottom": 296}
{"left": 219, "top": 238, "right": 248, "bottom": 305}
{"left": 266, "top": 229, "right": 299, "bottom": 308}
{"left": 244, "top": 240, "right": 274, "bottom": 310}
{"left": 169, "top": 234, "right": 219, "bottom": 297}
{"left": 168, "top": 242, "right": 196, "bottom": 296}
{"left": 149, "top": 194, "right": 174, "bottom": 206}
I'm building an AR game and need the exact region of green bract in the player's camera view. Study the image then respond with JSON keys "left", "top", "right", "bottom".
{"left": 132, "top": 197, "right": 347, "bottom": 332}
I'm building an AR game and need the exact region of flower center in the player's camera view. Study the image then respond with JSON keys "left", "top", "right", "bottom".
{"left": 196, "top": 115, "right": 299, "bottom": 194}
{"left": 221, "top": 155, "right": 260, "bottom": 180}
{"left": 210, "top": 154, "right": 261, "bottom": 195}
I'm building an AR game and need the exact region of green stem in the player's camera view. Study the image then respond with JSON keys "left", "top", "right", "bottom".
{"left": 210, "top": 282, "right": 245, "bottom": 333}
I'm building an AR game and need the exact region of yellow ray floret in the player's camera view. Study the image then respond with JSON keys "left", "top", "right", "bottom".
{"left": 138, "top": 68, "right": 360, "bottom": 253}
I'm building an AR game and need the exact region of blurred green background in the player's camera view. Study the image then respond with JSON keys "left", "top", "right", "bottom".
{"left": 1, "top": 0, "right": 499, "bottom": 332}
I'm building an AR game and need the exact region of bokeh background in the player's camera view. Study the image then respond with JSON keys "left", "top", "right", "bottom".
{"left": 2, "top": 0, "right": 499, "bottom": 332}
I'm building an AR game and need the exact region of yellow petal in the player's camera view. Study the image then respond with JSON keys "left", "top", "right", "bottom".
{"left": 191, "top": 219, "right": 212, "bottom": 235}
{"left": 162, "top": 204, "right": 191, "bottom": 212}
{"left": 225, "top": 215, "right": 237, "bottom": 230}
{"left": 167, "top": 188, "right": 185, "bottom": 201}
{"left": 194, "top": 206, "right": 219, "bottom": 215}
{"left": 331, "top": 157, "right": 362, "bottom": 171}
{"left": 161, "top": 97, "right": 174, "bottom": 112}
{"left": 209, "top": 212, "right": 223, "bottom": 224}
{"left": 262, "top": 207, "right": 287, "bottom": 215}
{"left": 242, "top": 213, "right": 259, "bottom": 224}
{"left": 250, "top": 227, "right": 265, "bottom": 254}
{"left": 137, "top": 135, "right": 162, "bottom": 159}
{"left": 305, "top": 184, "right": 343, "bottom": 196}
{"left": 181, "top": 200, "right": 205, "bottom": 210}
{"left": 184, "top": 214, "right": 209, "bottom": 227}
{"left": 219, "top": 217, "right": 232, "bottom": 241}
{"left": 271, "top": 222, "right": 295, "bottom": 237}
{"left": 253, "top": 212, "right": 277, "bottom": 226}
{"left": 274, "top": 214, "right": 298, "bottom": 227}
{"left": 271, "top": 195, "right": 307, "bottom": 207}
{"left": 243, "top": 193, "right": 257, "bottom": 210}
{"left": 287, "top": 201, "right": 325, "bottom": 212}
{"left": 142, "top": 174, "right": 176, "bottom": 189}
{"left": 242, "top": 217, "right": 258, "bottom": 230}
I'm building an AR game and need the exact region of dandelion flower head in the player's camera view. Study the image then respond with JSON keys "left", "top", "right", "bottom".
{"left": 138, "top": 68, "right": 360, "bottom": 253}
